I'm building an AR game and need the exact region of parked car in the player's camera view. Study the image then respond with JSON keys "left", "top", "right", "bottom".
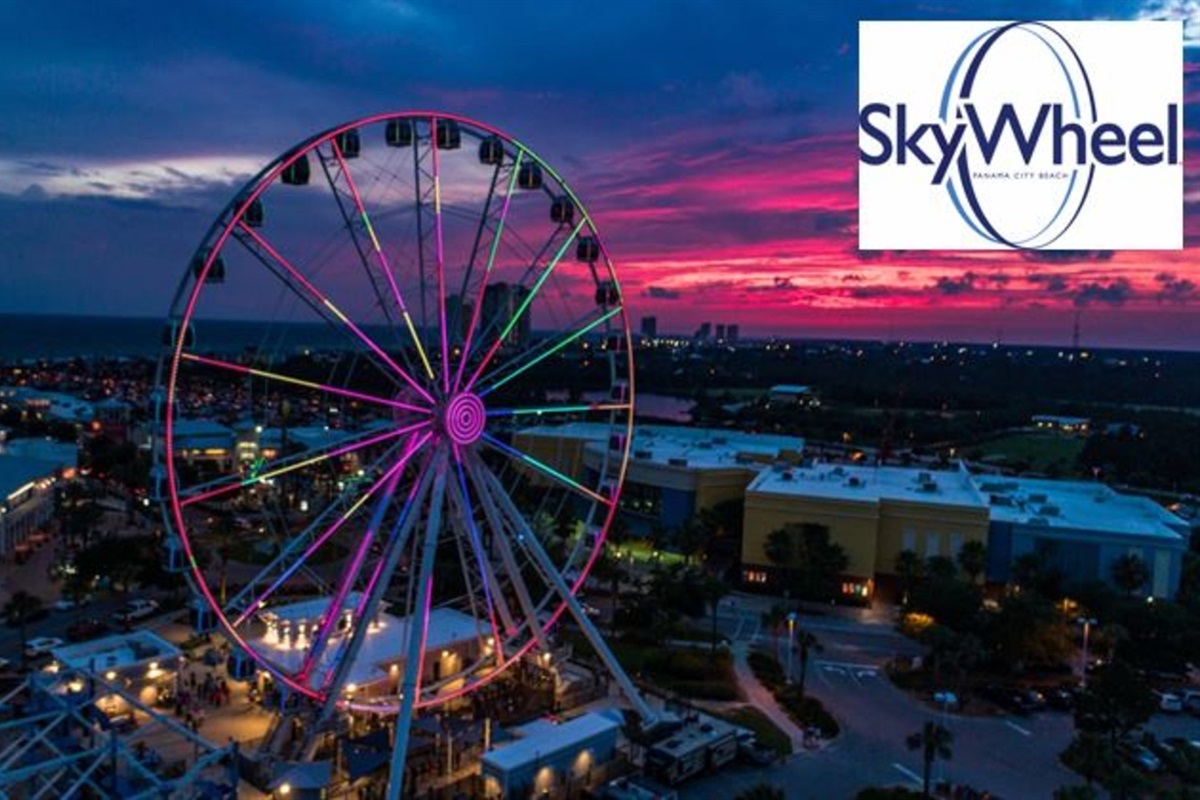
{"left": 111, "top": 598, "right": 159, "bottom": 625}
{"left": 66, "top": 618, "right": 110, "bottom": 643}
{"left": 23, "top": 637, "right": 63, "bottom": 660}
{"left": 4, "top": 607, "right": 49, "bottom": 628}
{"left": 1155, "top": 690, "right": 1184, "bottom": 713}
{"left": 1046, "top": 686, "right": 1076, "bottom": 711}
{"left": 1128, "top": 745, "right": 1163, "bottom": 772}
{"left": 53, "top": 595, "right": 93, "bottom": 612}
{"left": 1182, "top": 690, "right": 1200, "bottom": 716}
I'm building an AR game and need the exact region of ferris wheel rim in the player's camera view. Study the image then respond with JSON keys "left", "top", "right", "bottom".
{"left": 159, "top": 110, "right": 636, "bottom": 711}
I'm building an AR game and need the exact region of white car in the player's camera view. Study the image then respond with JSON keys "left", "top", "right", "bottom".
{"left": 53, "top": 595, "right": 92, "bottom": 612}
{"left": 111, "top": 599, "right": 159, "bottom": 624}
{"left": 1155, "top": 691, "right": 1183, "bottom": 713}
{"left": 24, "top": 637, "right": 63, "bottom": 660}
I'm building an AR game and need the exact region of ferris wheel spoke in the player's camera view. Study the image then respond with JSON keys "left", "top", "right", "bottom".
{"left": 461, "top": 454, "right": 551, "bottom": 655}
{"left": 229, "top": 435, "right": 428, "bottom": 628}
{"left": 464, "top": 219, "right": 586, "bottom": 392}
{"left": 236, "top": 221, "right": 436, "bottom": 405}
{"left": 470, "top": 456, "right": 658, "bottom": 724}
{"left": 430, "top": 116, "right": 452, "bottom": 394}
{"left": 178, "top": 353, "right": 429, "bottom": 415}
{"left": 452, "top": 151, "right": 522, "bottom": 394}
{"left": 473, "top": 305, "right": 623, "bottom": 396}
{"left": 312, "top": 460, "right": 435, "bottom": 721}
{"left": 178, "top": 420, "right": 429, "bottom": 508}
{"left": 446, "top": 453, "right": 506, "bottom": 661}
{"left": 326, "top": 138, "right": 436, "bottom": 384}
{"left": 486, "top": 402, "right": 631, "bottom": 419}
{"left": 298, "top": 451, "right": 409, "bottom": 684}
{"left": 479, "top": 433, "right": 612, "bottom": 507}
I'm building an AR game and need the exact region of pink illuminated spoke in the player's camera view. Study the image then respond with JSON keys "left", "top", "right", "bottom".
{"left": 179, "top": 353, "right": 429, "bottom": 415}
{"left": 231, "top": 432, "right": 431, "bottom": 628}
{"left": 237, "top": 221, "right": 436, "bottom": 405}
{"left": 479, "top": 433, "right": 611, "bottom": 507}
{"left": 299, "top": 463, "right": 407, "bottom": 682}
{"left": 450, "top": 448, "right": 504, "bottom": 656}
{"left": 179, "top": 421, "right": 429, "bottom": 508}
{"left": 329, "top": 138, "right": 436, "bottom": 383}
{"left": 431, "top": 117, "right": 451, "bottom": 394}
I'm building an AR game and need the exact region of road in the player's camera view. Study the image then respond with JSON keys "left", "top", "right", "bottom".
{"left": 683, "top": 596, "right": 1084, "bottom": 799}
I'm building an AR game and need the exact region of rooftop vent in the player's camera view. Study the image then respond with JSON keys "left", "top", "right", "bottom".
{"left": 1039, "top": 504, "right": 1061, "bottom": 517}
{"left": 634, "top": 449, "right": 652, "bottom": 460}
{"left": 782, "top": 471, "right": 794, "bottom": 481}
{"left": 847, "top": 476, "right": 863, "bottom": 488}
{"left": 990, "top": 494, "right": 1014, "bottom": 506}
{"left": 919, "top": 480, "right": 938, "bottom": 493}
{"left": 1028, "top": 493, "right": 1048, "bottom": 504}
{"left": 667, "top": 457, "right": 688, "bottom": 468}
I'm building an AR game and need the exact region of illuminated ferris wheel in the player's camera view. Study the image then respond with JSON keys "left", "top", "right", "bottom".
{"left": 153, "top": 113, "right": 654, "bottom": 757}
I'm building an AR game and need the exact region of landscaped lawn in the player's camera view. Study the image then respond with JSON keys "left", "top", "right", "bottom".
{"left": 715, "top": 705, "right": 793, "bottom": 756}
{"left": 969, "top": 432, "right": 1086, "bottom": 475}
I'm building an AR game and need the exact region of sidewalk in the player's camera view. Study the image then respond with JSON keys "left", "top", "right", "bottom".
{"left": 729, "top": 641, "right": 808, "bottom": 753}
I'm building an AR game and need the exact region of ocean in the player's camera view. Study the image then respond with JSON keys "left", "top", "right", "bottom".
{"left": 0, "top": 314, "right": 356, "bottom": 362}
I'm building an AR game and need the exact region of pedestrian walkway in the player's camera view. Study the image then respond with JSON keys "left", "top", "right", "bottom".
{"left": 729, "top": 642, "right": 807, "bottom": 753}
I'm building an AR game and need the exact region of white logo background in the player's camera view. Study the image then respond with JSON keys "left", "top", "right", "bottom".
{"left": 858, "top": 21, "right": 1182, "bottom": 250}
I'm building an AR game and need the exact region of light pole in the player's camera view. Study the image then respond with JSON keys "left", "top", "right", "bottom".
{"left": 1077, "top": 616, "right": 1097, "bottom": 689}
{"left": 785, "top": 612, "right": 797, "bottom": 685}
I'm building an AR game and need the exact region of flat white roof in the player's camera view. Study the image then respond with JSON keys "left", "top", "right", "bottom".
{"left": 519, "top": 422, "right": 803, "bottom": 471}
{"left": 53, "top": 630, "right": 181, "bottom": 672}
{"left": 257, "top": 599, "right": 481, "bottom": 688}
{"left": 483, "top": 711, "right": 621, "bottom": 772}
{"left": 749, "top": 462, "right": 985, "bottom": 509}
{"left": 973, "top": 476, "right": 1188, "bottom": 542}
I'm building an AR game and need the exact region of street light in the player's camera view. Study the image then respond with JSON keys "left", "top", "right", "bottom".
{"left": 1077, "top": 616, "right": 1098, "bottom": 689}
{"left": 785, "top": 612, "right": 797, "bottom": 684}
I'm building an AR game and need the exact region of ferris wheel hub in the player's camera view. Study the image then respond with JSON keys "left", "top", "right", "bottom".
{"left": 442, "top": 392, "right": 486, "bottom": 445}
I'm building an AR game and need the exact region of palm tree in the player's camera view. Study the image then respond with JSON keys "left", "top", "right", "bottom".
{"left": 2, "top": 591, "right": 44, "bottom": 669}
{"left": 733, "top": 784, "right": 785, "bottom": 800}
{"left": 795, "top": 629, "right": 822, "bottom": 698}
{"left": 1110, "top": 554, "right": 1149, "bottom": 596}
{"left": 895, "top": 549, "right": 922, "bottom": 603}
{"left": 956, "top": 540, "right": 988, "bottom": 584}
{"left": 906, "top": 720, "right": 953, "bottom": 800}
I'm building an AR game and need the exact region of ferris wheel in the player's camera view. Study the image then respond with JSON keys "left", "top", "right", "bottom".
{"left": 153, "top": 113, "right": 654, "bottom": 748}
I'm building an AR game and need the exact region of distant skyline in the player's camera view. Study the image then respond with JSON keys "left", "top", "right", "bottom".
{"left": 0, "top": 0, "right": 1197, "bottom": 349}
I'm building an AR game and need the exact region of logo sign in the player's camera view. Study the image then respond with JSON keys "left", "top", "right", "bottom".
{"left": 858, "top": 21, "right": 1182, "bottom": 250}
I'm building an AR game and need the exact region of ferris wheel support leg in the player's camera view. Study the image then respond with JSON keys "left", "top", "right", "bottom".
{"left": 471, "top": 462, "right": 659, "bottom": 728}
{"left": 387, "top": 457, "right": 448, "bottom": 800}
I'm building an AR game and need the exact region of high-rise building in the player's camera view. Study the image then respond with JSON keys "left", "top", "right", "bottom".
{"left": 695, "top": 322, "right": 712, "bottom": 341}
{"left": 481, "top": 283, "right": 532, "bottom": 348}
{"left": 727, "top": 324, "right": 739, "bottom": 343}
{"left": 640, "top": 316, "right": 658, "bottom": 339}
{"left": 444, "top": 295, "right": 473, "bottom": 347}
{"left": 715, "top": 324, "right": 726, "bottom": 341}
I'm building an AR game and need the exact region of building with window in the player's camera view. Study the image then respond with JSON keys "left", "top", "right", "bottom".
{"left": 0, "top": 455, "right": 61, "bottom": 559}
{"left": 741, "top": 463, "right": 989, "bottom": 599}
{"left": 513, "top": 423, "right": 803, "bottom": 531}
{"left": 978, "top": 477, "right": 1188, "bottom": 598}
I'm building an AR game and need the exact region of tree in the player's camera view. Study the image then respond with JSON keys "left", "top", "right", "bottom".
{"left": 2, "top": 591, "right": 43, "bottom": 668}
{"left": 895, "top": 549, "right": 923, "bottom": 602}
{"left": 794, "top": 628, "right": 822, "bottom": 698}
{"left": 703, "top": 577, "right": 731, "bottom": 662}
{"left": 925, "top": 556, "right": 957, "bottom": 582}
{"left": 1053, "top": 786, "right": 1099, "bottom": 800}
{"left": 1110, "top": 554, "right": 1149, "bottom": 596}
{"left": 733, "top": 784, "right": 785, "bottom": 800}
{"left": 956, "top": 540, "right": 987, "bottom": 584}
{"left": 764, "top": 528, "right": 794, "bottom": 571}
{"left": 906, "top": 720, "right": 953, "bottom": 800}
{"left": 1074, "top": 660, "right": 1156, "bottom": 749}
{"left": 1059, "top": 732, "right": 1118, "bottom": 788}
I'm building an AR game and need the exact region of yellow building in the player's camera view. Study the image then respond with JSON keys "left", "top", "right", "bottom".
{"left": 742, "top": 463, "right": 989, "bottom": 599}
{"left": 513, "top": 423, "right": 803, "bottom": 530}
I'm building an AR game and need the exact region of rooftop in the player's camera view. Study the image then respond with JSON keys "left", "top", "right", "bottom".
{"left": 0, "top": 455, "right": 59, "bottom": 502}
{"left": 483, "top": 710, "right": 622, "bottom": 771}
{"left": 648, "top": 714, "right": 742, "bottom": 759}
{"left": 749, "top": 462, "right": 985, "bottom": 508}
{"left": 52, "top": 630, "right": 181, "bottom": 672}
{"left": 3, "top": 437, "right": 78, "bottom": 469}
{"left": 256, "top": 599, "right": 482, "bottom": 688}
{"left": 973, "top": 476, "right": 1189, "bottom": 542}
{"left": 519, "top": 422, "right": 803, "bottom": 471}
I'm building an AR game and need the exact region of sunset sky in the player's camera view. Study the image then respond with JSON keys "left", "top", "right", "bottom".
{"left": 0, "top": 0, "right": 1197, "bottom": 349}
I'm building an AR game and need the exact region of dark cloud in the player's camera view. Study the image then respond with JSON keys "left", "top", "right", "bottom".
{"left": 1154, "top": 272, "right": 1199, "bottom": 304}
{"left": 1020, "top": 250, "right": 1114, "bottom": 263}
{"left": 1073, "top": 278, "right": 1133, "bottom": 308}
{"left": 643, "top": 285, "right": 682, "bottom": 300}
{"left": 1025, "top": 273, "right": 1071, "bottom": 293}
{"left": 931, "top": 272, "right": 979, "bottom": 295}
